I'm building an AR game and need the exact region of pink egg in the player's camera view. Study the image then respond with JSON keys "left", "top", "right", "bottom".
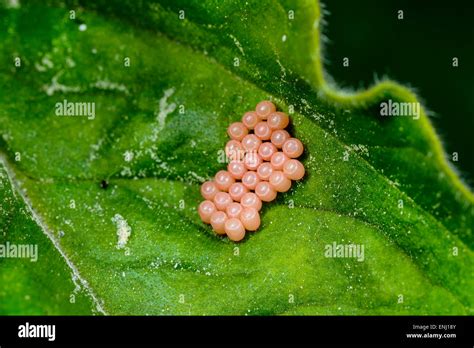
{"left": 282, "top": 138, "right": 304, "bottom": 158}
{"left": 255, "top": 100, "right": 276, "bottom": 120}
{"left": 283, "top": 159, "right": 305, "bottom": 180}
{"left": 242, "top": 111, "right": 259, "bottom": 129}
{"left": 254, "top": 121, "right": 272, "bottom": 140}
{"left": 227, "top": 160, "right": 247, "bottom": 180}
{"left": 270, "top": 151, "right": 289, "bottom": 171}
{"left": 214, "top": 170, "right": 235, "bottom": 191}
{"left": 228, "top": 182, "right": 248, "bottom": 202}
{"left": 213, "top": 192, "right": 233, "bottom": 211}
{"left": 267, "top": 112, "right": 289, "bottom": 130}
{"left": 241, "top": 134, "right": 262, "bottom": 153}
{"left": 241, "top": 171, "right": 260, "bottom": 190}
{"left": 240, "top": 192, "right": 262, "bottom": 211}
{"left": 210, "top": 211, "right": 228, "bottom": 235}
{"left": 226, "top": 202, "right": 243, "bottom": 219}
{"left": 256, "top": 162, "right": 273, "bottom": 181}
{"left": 244, "top": 152, "right": 262, "bottom": 171}
{"left": 255, "top": 182, "right": 277, "bottom": 202}
{"left": 200, "top": 181, "right": 220, "bottom": 200}
{"left": 227, "top": 122, "right": 248, "bottom": 141}
{"left": 258, "top": 142, "right": 277, "bottom": 161}
{"left": 225, "top": 140, "right": 245, "bottom": 161}
{"left": 225, "top": 218, "right": 246, "bottom": 241}
{"left": 269, "top": 171, "right": 292, "bottom": 192}
{"left": 271, "top": 130, "right": 290, "bottom": 149}
{"left": 240, "top": 207, "right": 261, "bottom": 231}
{"left": 198, "top": 200, "right": 217, "bottom": 223}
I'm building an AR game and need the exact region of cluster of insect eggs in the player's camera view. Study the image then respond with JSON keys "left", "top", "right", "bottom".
{"left": 198, "top": 101, "right": 305, "bottom": 242}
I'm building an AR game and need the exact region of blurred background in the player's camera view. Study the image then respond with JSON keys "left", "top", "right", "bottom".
{"left": 322, "top": 0, "right": 473, "bottom": 184}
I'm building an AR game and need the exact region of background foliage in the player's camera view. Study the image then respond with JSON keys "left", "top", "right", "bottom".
{"left": 323, "top": 0, "right": 474, "bottom": 180}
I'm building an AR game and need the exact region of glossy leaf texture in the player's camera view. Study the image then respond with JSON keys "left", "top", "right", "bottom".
{"left": 0, "top": 0, "right": 472, "bottom": 314}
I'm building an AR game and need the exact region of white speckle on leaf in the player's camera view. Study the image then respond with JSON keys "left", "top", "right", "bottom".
{"left": 349, "top": 144, "right": 370, "bottom": 157}
{"left": 34, "top": 54, "right": 54, "bottom": 72}
{"left": 41, "top": 55, "right": 53, "bottom": 69}
{"left": 66, "top": 57, "right": 76, "bottom": 68}
{"left": 229, "top": 34, "right": 245, "bottom": 56}
{"left": 276, "top": 59, "right": 286, "bottom": 79}
{"left": 112, "top": 214, "right": 132, "bottom": 250}
{"left": 92, "top": 79, "right": 128, "bottom": 94}
{"left": 282, "top": 34, "right": 287, "bottom": 42}
{"left": 79, "top": 23, "right": 87, "bottom": 31}
{"left": 123, "top": 150, "right": 134, "bottom": 162}
{"left": 87, "top": 137, "right": 105, "bottom": 165}
{"left": 43, "top": 71, "right": 81, "bottom": 96}
{"left": 120, "top": 166, "right": 132, "bottom": 177}
{"left": 187, "top": 171, "right": 205, "bottom": 183}
{"left": 152, "top": 88, "right": 176, "bottom": 140}
{"left": 34, "top": 62, "right": 47, "bottom": 72}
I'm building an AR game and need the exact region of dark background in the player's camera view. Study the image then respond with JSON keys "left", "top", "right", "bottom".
{"left": 322, "top": 0, "right": 473, "bottom": 184}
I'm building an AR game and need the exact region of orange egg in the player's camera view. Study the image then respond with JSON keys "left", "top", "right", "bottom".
{"left": 228, "top": 183, "right": 248, "bottom": 202}
{"left": 198, "top": 200, "right": 217, "bottom": 223}
{"left": 270, "top": 151, "right": 289, "bottom": 171}
{"left": 240, "top": 192, "right": 262, "bottom": 211}
{"left": 242, "top": 111, "right": 259, "bottom": 129}
{"left": 213, "top": 192, "right": 233, "bottom": 211}
{"left": 255, "top": 182, "right": 277, "bottom": 202}
{"left": 200, "top": 101, "right": 305, "bottom": 239}
{"left": 255, "top": 100, "right": 276, "bottom": 120}
{"left": 240, "top": 207, "right": 260, "bottom": 231}
{"left": 242, "top": 134, "right": 262, "bottom": 153}
{"left": 214, "top": 170, "right": 235, "bottom": 191}
{"left": 271, "top": 130, "right": 290, "bottom": 149}
{"left": 241, "top": 171, "right": 260, "bottom": 190}
{"left": 210, "top": 211, "right": 228, "bottom": 235}
{"left": 282, "top": 138, "right": 304, "bottom": 158}
{"left": 254, "top": 121, "right": 272, "bottom": 140}
{"left": 267, "top": 112, "right": 289, "bottom": 130}
{"left": 227, "top": 122, "right": 248, "bottom": 141}
{"left": 283, "top": 159, "right": 305, "bottom": 180}
{"left": 225, "top": 218, "right": 246, "bottom": 241}
{"left": 269, "top": 171, "right": 292, "bottom": 192}
{"left": 227, "top": 160, "right": 247, "bottom": 180}
{"left": 200, "top": 181, "right": 219, "bottom": 200}
{"left": 258, "top": 142, "right": 277, "bottom": 161}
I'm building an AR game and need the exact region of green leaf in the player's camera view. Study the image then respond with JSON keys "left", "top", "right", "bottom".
{"left": 0, "top": 161, "right": 96, "bottom": 314}
{"left": 0, "top": 0, "right": 472, "bottom": 315}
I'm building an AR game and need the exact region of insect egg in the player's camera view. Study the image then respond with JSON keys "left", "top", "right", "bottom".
{"left": 200, "top": 101, "right": 305, "bottom": 241}
{"left": 255, "top": 100, "right": 276, "bottom": 119}
{"left": 198, "top": 200, "right": 217, "bottom": 223}
{"left": 227, "top": 122, "right": 248, "bottom": 141}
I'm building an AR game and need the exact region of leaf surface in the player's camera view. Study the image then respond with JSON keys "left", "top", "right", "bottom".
{"left": 0, "top": 1, "right": 472, "bottom": 315}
